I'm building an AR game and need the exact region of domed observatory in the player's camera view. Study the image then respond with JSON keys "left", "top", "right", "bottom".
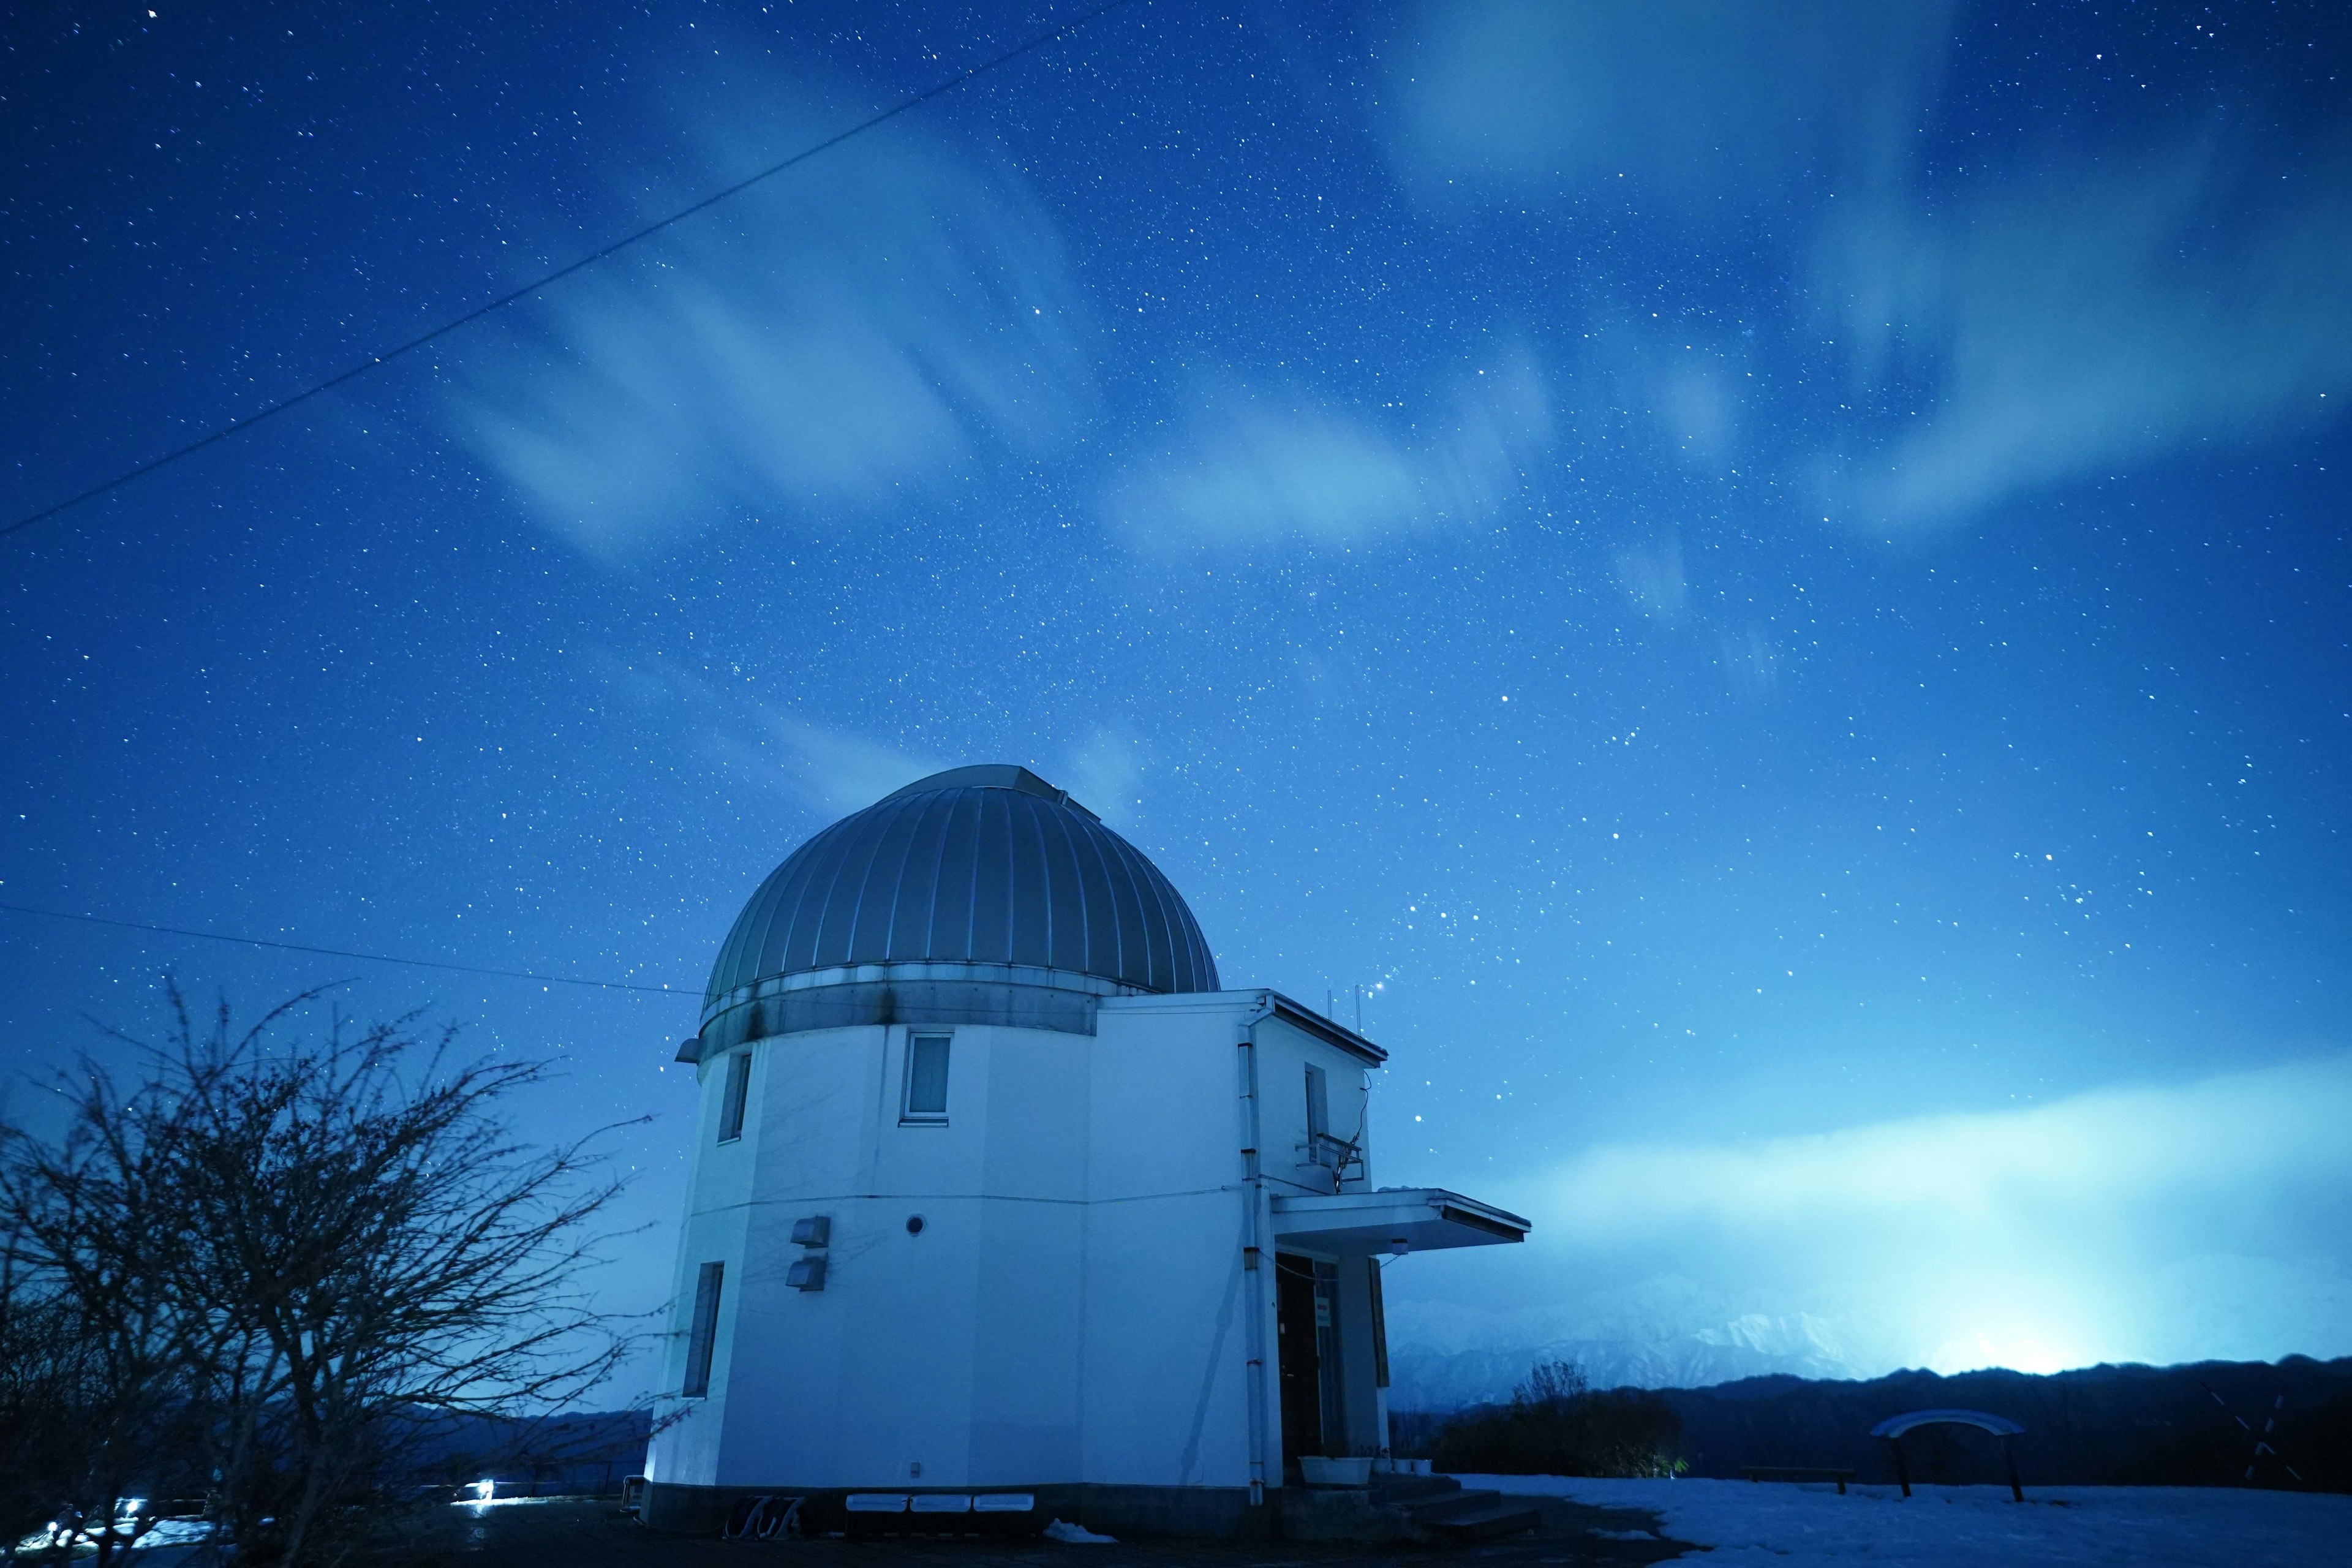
{"left": 644, "top": 766, "right": 1528, "bottom": 1537}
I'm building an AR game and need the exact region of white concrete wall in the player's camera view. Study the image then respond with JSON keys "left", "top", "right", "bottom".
{"left": 646, "top": 989, "right": 1384, "bottom": 1492}
{"left": 1235, "top": 1012, "right": 1384, "bottom": 1461}
{"left": 1082, "top": 994, "right": 1262, "bottom": 1487}
{"left": 1248, "top": 1012, "right": 1375, "bottom": 1199}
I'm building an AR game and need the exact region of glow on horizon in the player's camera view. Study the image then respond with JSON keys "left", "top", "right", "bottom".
{"left": 1464, "top": 1052, "right": 2352, "bottom": 1379}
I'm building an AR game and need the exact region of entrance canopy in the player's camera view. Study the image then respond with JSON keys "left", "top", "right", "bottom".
{"left": 1270, "top": 1188, "right": 1529, "bottom": 1257}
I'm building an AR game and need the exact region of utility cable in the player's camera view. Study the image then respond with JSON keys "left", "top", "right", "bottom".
{"left": 0, "top": 899, "right": 690, "bottom": 997}
{"left": 2, "top": 0, "right": 1137, "bottom": 541}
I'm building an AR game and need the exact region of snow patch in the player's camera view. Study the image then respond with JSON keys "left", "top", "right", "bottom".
{"left": 1450, "top": 1474, "right": 2352, "bottom": 1567}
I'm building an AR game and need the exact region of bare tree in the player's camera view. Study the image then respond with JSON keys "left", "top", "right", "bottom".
{"left": 0, "top": 1259, "right": 105, "bottom": 1559}
{"left": 0, "top": 1036, "right": 218, "bottom": 1565}
{"left": 0, "top": 982, "right": 643, "bottom": 1568}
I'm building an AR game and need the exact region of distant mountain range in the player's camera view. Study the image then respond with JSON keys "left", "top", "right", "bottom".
{"left": 1655, "top": 1358, "right": 2349, "bottom": 1489}
{"left": 1385, "top": 1274, "right": 1907, "bottom": 1408}
{"left": 1392, "top": 1333, "right": 1856, "bottom": 1409}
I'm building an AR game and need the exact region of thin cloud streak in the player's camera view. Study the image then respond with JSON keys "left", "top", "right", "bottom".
{"left": 1384, "top": 0, "right": 1953, "bottom": 216}
{"left": 1812, "top": 145, "right": 2352, "bottom": 533}
{"left": 448, "top": 63, "right": 1095, "bottom": 560}
{"left": 1382, "top": 1, "right": 2351, "bottom": 538}
{"left": 597, "top": 655, "right": 942, "bottom": 815}
{"left": 1104, "top": 346, "right": 1550, "bottom": 552}
{"left": 1546, "top": 1053, "right": 2352, "bottom": 1238}
{"left": 1457, "top": 1054, "right": 2352, "bottom": 1375}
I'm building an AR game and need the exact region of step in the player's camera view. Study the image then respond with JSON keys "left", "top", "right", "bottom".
{"left": 1368, "top": 1475, "right": 1465, "bottom": 1505}
{"left": 1417, "top": 1498, "right": 1542, "bottom": 1543}
{"left": 1403, "top": 1485, "right": 1497, "bottom": 1519}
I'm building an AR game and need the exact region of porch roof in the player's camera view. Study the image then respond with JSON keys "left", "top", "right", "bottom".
{"left": 1268, "top": 1187, "right": 1529, "bottom": 1257}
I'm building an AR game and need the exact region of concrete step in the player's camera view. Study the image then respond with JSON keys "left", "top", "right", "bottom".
{"left": 1367, "top": 1474, "right": 1464, "bottom": 1505}
{"left": 1415, "top": 1495, "right": 1543, "bottom": 1543}
{"left": 1401, "top": 1485, "right": 1495, "bottom": 1518}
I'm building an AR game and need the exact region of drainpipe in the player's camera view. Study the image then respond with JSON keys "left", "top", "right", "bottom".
{"left": 1237, "top": 993, "right": 1276, "bottom": 1506}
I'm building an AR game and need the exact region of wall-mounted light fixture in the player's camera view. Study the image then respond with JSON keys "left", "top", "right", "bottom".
{"left": 787, "top": 1213, "right": 830, "bottom": 1289}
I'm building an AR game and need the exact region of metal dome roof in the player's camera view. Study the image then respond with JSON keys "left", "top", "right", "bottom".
{"left": 698, "top": 766, "right": 1217, "bottom": 1046}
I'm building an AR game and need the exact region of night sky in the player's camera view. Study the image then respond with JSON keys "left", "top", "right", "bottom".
{"left": 6, "top": 1, "right": 2349, "bottom": 1400}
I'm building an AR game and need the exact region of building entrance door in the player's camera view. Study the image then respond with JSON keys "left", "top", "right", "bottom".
{"left": 1276, "top": 1253, "right": 1340, "bottom": 1467}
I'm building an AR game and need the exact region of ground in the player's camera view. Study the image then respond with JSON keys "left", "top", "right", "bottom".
{"left": 375, "top": 1477, "right": 2352, "bottom": 1567}
{"left": 1452, "top": 1475, "right": 2352, "bottom": 1567}
{"left": 398, "top": 1495, "right": 1689, "bottom": 1567}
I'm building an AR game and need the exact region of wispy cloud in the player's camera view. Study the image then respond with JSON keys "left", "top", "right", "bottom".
{"left": 1061, "top": 726, "right": 1144, "bottom": 828}
{"left": 1611, "top": 539, "right": 1688, "bottom": 624}
{"left": 757, "top": 718, "right": 945, "bottom": 816}
{"left": 1551, "top": 1054, "right": 2352, "bottom": 1235}
{"left": 1104, "top": 345, "right": 1550, "bottom": 551}
{"left": 447, "top": 61, "right": 1095, "bottom": 560}
{"left": 1494, "top": 1054, "right": 2352, "bottom": 1373}
{"left": 1383, "top": 3, "right": 2350, "bottom": 537}
{"left": 1383, "top": 0, "right": 1953, "bottom": 216}
{"left": 594, "top": 655, "right": 941, "bottom": 815}
{"left": 1811, "top": 145, "right": 2352, "bottom": 533}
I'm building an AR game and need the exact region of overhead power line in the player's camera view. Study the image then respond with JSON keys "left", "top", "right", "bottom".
{"left": 2, "top": 0, "right": 1136, "bottom": 542}
{"left": 0, "top": 899, "right": 692, "bottom": 998}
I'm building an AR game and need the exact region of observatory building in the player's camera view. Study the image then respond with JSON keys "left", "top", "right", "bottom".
{"left": 644, "top": 766, "right": 1528, "bottom": 1536}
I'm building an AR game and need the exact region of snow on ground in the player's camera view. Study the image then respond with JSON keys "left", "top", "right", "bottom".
{"left": 1448, "top": 1474, "right": 2352, "bottom": 1567}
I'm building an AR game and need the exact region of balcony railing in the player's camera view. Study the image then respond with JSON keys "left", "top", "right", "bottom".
{"left": 1295, "top": 1131, "right": 1366, "bottom": 1191}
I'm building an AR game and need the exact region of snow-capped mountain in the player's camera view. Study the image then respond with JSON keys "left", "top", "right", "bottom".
{"left": 1384, "top": 1273, "right": 1904, "bottom": 1406}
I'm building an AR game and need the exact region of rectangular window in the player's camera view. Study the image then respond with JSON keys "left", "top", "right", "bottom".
{"left": 903, "top": 1032, "right": 951, "bottom": 1121}
{"left": 1304, "top": 1063, "right": 1330, "bottom": 1140}
{"left": 682, "top": 1261, "right": 724, "bottom": 1398}
{"left": 717, "top": 1050, "right": 752, "bottom": 1143}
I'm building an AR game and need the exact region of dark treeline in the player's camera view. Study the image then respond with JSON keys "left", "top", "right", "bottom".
{"left": 402, "top": 1408, "right": 650, "bottom": 1494}
{"left": 1396, "top": 1361, "right": 1688, "bottom": 1478}
{"left": 1660, "top": 1356, "right": 2352, "bottom": 1490}
{"left": 1396, "top": 1355, "right": 2352, "bottom": 1491}
{"left": 0, "top": 984, "right": 643, "bottom": 1566}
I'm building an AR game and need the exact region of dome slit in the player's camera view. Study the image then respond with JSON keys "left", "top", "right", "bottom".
{"left": 845, "top": 796, "right": 924, "bottom": 964}
{"left": 969, "top": 788, "right": 1016, "bottom": 963}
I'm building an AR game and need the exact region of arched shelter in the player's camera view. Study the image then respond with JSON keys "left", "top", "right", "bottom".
{"left": 1868, "top": 1409, "right": 2027, "bottom": 1501}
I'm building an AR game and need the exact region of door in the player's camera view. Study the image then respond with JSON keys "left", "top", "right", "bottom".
{"left": 1276, "top": 1254, "right": 1322, "bottom": 1467}
{"left": 1278, "top": 1254, "right": 1346, "bottom": 1465}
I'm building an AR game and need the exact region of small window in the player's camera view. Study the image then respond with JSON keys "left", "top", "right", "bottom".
{"left": 682, "top": 1261, "right": 724, "bottom": 1398}
{"left": 1304, "top": 1063, "right": 1330, "bottom": 1140}
{"left": 717, "top": 1050, "right": 752, "bottom": 1143}
{"left": 902, "top": 1032, "right": 951, "bottom": 1122}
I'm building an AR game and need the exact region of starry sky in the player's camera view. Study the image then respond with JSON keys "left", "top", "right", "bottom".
{"left": 6, "top": 1, "right": 2350, "bottom": 1398}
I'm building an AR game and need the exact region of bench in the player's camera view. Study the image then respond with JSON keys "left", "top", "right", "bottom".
{"left": 1736, "top": 1466, "right": 1856, "bottom": 1494}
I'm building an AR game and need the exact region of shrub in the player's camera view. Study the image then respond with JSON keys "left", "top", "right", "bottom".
{"left": 1429, "top": 1360, "right": 1687, "bottom": 1477}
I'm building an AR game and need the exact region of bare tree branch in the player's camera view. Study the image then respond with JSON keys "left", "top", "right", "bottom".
{"left": 1, "top": 981, "right": 647, "bottom": 1568}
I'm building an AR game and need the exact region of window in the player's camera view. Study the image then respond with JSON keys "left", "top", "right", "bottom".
{"left": 902, "top": 1032, "right": 951, "bottom": 1122}
{"left": 682, "top": 1261, "right": 724, "bottom": 1398}
{"left": 717, "top": 1050, "right": 752, "bottom": 1143}
{"left": 1304, "top": 1063, "right": 1330, "bottom": 1140}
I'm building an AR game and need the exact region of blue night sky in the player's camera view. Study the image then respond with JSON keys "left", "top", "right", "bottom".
{"left": 6, "top": 1, "right": 2348, "bottom": 1397}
